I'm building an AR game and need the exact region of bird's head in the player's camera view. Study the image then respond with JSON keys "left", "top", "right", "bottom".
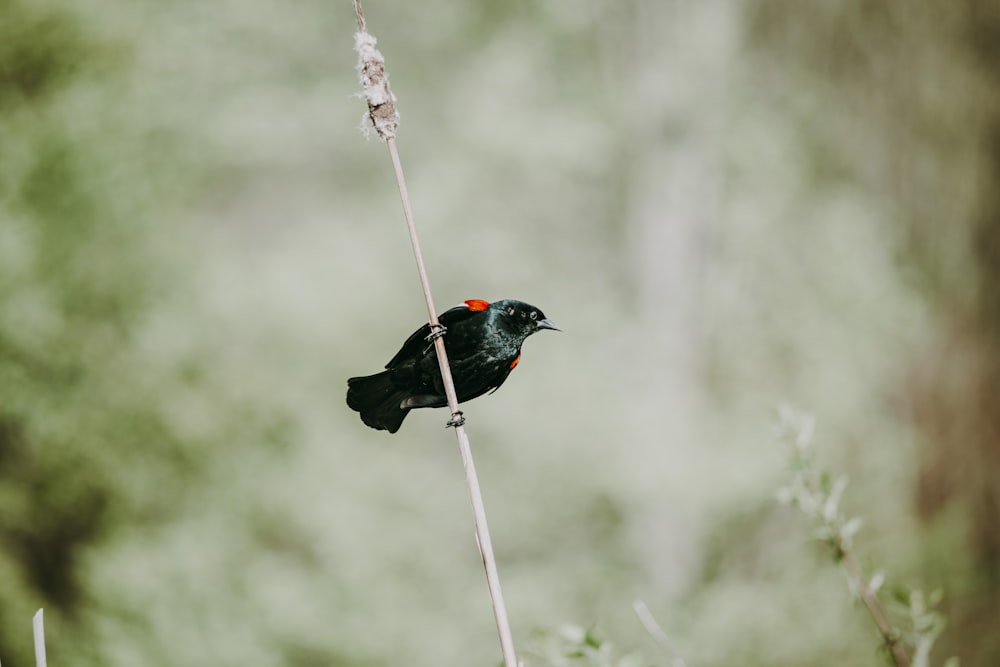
{"left": 490, "top": 299, "right": 560, "bottom": 339}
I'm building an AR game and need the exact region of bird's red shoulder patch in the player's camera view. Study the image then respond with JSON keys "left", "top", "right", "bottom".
{"left": 509, "top": 354, "right": 521, "bottom": 370}
{"left": 464, "top": 299, "right": 490, "bottom": 311}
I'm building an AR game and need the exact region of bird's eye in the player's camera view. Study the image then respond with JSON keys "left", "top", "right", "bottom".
{"left": 530, "top": 311, "right": 538, "bottom": 320}
{"left": 507, "top": 306, "right": 515, "bottom": 316}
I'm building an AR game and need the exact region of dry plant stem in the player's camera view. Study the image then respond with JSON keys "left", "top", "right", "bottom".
{"left": 32, "top": 609, "right": 46, "bottom": 667}
{"left": 841, "top": 551, "right": 909, "bottom": 667}
{"left": 352, "top": 3, "right": 518, "bottom": 665}
{"left": 632, "top": 599, "right": 689, "bottom": 667}
{"left": 384, "top": 137, "right": 518, "bottom": 667}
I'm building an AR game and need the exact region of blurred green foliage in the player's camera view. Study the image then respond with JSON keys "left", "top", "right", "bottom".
{"left": 0, "top": 0, "right": 284, "bottom": 662}
{"left": 1, "top": 0, "right": 998, "bottom": 666}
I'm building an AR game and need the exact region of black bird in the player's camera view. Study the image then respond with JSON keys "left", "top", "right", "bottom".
{"left": 346, "top": 299, "right": 559, "bottom": 432}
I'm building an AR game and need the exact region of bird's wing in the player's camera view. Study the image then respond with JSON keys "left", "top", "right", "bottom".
{"left": 384, "top": 302, "right": 487, "bottom": 368}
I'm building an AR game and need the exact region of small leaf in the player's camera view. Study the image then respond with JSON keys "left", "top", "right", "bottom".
{"left": 842, "top": 516, "right": 864, "bottom": 538}
{"left": 839, "top": 516, "right": 864, "bottom": 547}
{"left": 796, "top": 489, "right": 819, "bottom": 515}
{"left": 819, "top": 471, "right": 832, "bottom": 493}
{"left": 559, "top": 624, "right": 586, "bottom": 644}
{"left": 813, "top": 525, "right": 835, "bottom": 542}
{"left": 891, "top": 585, "right": 912, "bottom": 605}
{"left": 869, "top": 571, "right": 885, "bottom": 594}
{"left": 942, "top": 656, "right": 961, "bottom": 667}
{"left": 823, "top": 475, "right": 849, "bottom": 521}
{"left": 791, "top": 411, "right": 816, "bottom": 451}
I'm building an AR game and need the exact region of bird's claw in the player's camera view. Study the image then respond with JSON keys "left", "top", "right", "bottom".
{"left": 446, "top": 411, "right": 465, "bottom": 429}
{"left": 424, "top": 324, "right": 447, "bottom": 342}
{"left": 423, "top": 324, "right": 448, "bottom": 353}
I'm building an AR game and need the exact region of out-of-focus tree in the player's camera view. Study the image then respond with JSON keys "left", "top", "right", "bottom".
{"left": 0, "top": 0, "right": 227, "bottom": 662}
{"left": 745, "top": 0, "right": 1000, "bottom": 662}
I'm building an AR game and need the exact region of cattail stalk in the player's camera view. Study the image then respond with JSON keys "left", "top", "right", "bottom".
{"left": 351, "top": 4, "right": 519, "bottom": 666}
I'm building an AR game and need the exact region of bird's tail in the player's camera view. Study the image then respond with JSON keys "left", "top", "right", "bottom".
{"left": 346, "top": 371, "right": 410, "bottom": 433}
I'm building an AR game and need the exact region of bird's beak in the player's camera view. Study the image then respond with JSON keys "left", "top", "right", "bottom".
{"left": 536, "top": 318, "right": 561, "bottom": 332}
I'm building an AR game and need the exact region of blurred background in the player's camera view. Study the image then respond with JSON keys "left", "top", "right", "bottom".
{"left": 1, "top": 0, "right": 998, "bottom": 664}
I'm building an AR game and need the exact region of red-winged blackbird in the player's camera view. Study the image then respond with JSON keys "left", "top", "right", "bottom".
{"left": 346, "top": 299, "right": 559, "bottom": 432}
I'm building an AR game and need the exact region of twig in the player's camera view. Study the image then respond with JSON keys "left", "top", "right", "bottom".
{"left": 632, "top": 599, "right": 689, "bottom": 667}
{"left": 351, "top": 4, "right": 518, "bottom": 667}
{"left": 840, "top": 551, "right": 907, "bottom": 665}
{"left": 33, "top": 609, "right": 46, "bottom": 667}
{"left": 804, "top": 475, "right": 908, "bottom": 666}
{"left": 776, "top": 406, "right": 910, "bottom": 667}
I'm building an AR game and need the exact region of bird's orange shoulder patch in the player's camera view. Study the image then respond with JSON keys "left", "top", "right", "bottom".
{"left": 509, "top": 354, "right": 521, "bottom": 370}
{"left": 464, "top": 299, "right": 490, "bottom": 311}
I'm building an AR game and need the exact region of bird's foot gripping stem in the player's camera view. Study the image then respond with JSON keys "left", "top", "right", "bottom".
{"left": 424, "top": 323, "right": 447, "bottom": 342}
{"left": 446, "top": 410, "right": 465, "bottom": 429}
{"left": 423, "top": 323, "right": 448, "bottom": 354}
